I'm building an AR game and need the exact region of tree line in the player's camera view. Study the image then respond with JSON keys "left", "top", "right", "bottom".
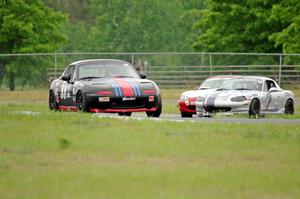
{"left": 0, "top": 0, "right": 299, "bottom": 90}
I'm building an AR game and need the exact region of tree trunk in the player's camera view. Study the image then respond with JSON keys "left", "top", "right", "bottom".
{"left": 8, "top": 68, "right": 15, "bottom": 91}
{"left": 0, "top": 63, "right": 5, "bottom": 87}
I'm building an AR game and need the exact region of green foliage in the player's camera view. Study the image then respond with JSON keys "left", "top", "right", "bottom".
{"left": 0, "top": 0, "right": 67, "bottom": 90}
{"left": 42, "top": 0, "right": 92, "bottom": 23}
{"left": 43, "top": 0, "right": 205, "bottom": 53}
{"left": 179, "top": 9, "right": 202, "bottom": 51}
{"left": 268, "top": 0, "right": 300, "bottom": 53}
{"left": 86, "top": 0, "right": 188, "bottom": 52}
{"left": 0, "top": 0, "right": 66, "bottom": 53}
{"left": 193, "top": 0, "right": 300, "bottom": 53}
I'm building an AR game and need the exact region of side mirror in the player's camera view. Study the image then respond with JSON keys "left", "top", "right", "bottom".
{"left": 268, "top": 87, "right": 278, "bottom": 93}
{"left": 139, "top": 73, "right": 146, "bottom": 79}
{"left": 61, "top": 74, "right": 71, "bottom": 82}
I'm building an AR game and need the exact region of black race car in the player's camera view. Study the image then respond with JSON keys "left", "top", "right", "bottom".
{"left": 49, "top": 59, "right": 162, "bottom": 117}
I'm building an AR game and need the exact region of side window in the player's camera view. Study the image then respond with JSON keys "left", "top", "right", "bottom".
{"left": 64, "top": 65, "right": 75, "bottom": 80}
{"left": 68, "top": 66, "right": 75, "bottom": 80}
{"left": 266, "top": 80, "right": 276, "bottom": 91}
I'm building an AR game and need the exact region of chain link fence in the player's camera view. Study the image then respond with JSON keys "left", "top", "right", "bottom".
{"left": 1, "top": 52, "right": 300, "bottom": 90}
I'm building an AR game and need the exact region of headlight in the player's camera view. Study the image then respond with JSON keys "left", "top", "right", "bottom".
{"left": 231, "top": 96, "right": 247, "bottom": 102}
{"left": 179, "top": 95, "right": 190, "bottom": 106}
{"left": 180, "top": 95, "right": 188, "bottom": 101}
{"left": 197, "top": 96, "right": 206, "bottom": 102}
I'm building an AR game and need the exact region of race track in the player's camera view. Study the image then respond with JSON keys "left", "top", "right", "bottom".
{"left": 94, "top": 112, "right": 300, "bottom": 124}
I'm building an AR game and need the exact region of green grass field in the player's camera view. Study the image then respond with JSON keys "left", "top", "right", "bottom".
{"left": 0, "top": 90, "right": 300, "bottom": 198}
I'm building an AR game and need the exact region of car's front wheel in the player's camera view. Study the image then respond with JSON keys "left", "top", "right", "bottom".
{"left": 76, "top": 92, "right": 90, "bottom": 112}
{"left": 284, "top": 99, "right": 294, "bottom": 114}
{"left": 49, "top": 90, "right": 58, "bottom": 111}
{"left": 249, "top": 98, "right": 260, "bottom": 118}
{"left": 146, "top": 95, "right": 162, "bottom": 117}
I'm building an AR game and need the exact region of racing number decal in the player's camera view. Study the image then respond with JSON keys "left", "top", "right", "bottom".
{"left": 60, "top": 82, "right": 68, "bottom": 100}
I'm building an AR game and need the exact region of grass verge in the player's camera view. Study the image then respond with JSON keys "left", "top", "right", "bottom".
{"left": 0, "top": 102, "right": 300, "bottom": 198}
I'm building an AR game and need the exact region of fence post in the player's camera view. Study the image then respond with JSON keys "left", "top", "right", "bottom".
{"left": 209, "top": 54, "right": 212, "bottom": 76}
{"left": 279, "top": 54, "right": 282, "bottom": 86}
{"left": 184, "top": 65, "right": 187, "bottom": 87}
{"left": 131, "top": 54, "right": 134, "bottom": 66}
{"left": 54, "top": 53, "right": 57, "bottom": 78}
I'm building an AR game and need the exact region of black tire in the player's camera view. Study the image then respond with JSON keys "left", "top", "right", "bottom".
{"left": 146, "top": 95, "right": 162, "bottom": 117}
{"left": 284, "top": 99, "right": 294, "bottom": 114}
{"left": 118, "top": 112, "right": 132, "bottom": 116}
{"left": 181, "top": 112, "right": 193, "bottom": 118}
{"left": 249, "top": 98, "right": 260, "bottom": 118}
{"left": 49, "top": 90, "right": 58, "bottom": 110}
{"left": 76, "top": 92, "right": 90, "bottom": 112}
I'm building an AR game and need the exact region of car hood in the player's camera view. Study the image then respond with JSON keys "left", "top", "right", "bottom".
{"left": 214, "top": 90, "right": 259, "bottom": 99}
{"left": 80, "top": 78, "right": 158, "bottom": 97}
{"left": 181, "top": 89, "right": 217, "bottom": 98}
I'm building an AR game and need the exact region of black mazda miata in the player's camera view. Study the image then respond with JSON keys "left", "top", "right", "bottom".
{"left": 49, "top": 59, "right": 162, "bottom": 117}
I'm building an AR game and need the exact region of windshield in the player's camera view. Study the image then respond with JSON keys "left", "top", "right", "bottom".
{"left": 78, "top": 63, "right": 140, "bottom": 80}
{"left": 199, "top": 79, "right": 227, "bottom": 89}
{"left": 219, "top": 78, "right": 262, "bottom": 91}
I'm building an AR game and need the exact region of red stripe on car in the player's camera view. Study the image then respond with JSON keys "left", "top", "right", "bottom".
{"left": 113, "top": 78, "right": 134, "bottom": 97}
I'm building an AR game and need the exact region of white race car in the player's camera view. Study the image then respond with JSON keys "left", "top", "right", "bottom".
{"left": 195, "top": 76, "right": 295, "bottom": 117}
{"left": 178, "top": 76, "right": 238, "bottom": 117}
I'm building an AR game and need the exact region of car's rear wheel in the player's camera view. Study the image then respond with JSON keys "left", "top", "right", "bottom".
{"left": 76, "top": 92, "right": 90, "bottom": 112}
{"left": 118, "top": 112, "right": 132, "bottom": 116}
{"left": 181, "top": 112, "right": 193, "bottom": 118}
{"left": 284, "top": 99, "right": 294, "bottom": 114}
{"left": 249, "top": 98, "right": 260, "bottom": 118}
{"left": 146, "top": 95, "right": 162, "bottom": 117}
{"left": 49, "top": 90, "right": 58, "bottom": 110}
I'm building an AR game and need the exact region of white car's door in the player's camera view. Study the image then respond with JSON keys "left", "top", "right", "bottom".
{"left": 259, "top": 81, "right": 271, "bottom": 110}
{"left": 258, "top": 91, "right": 270, "bottom": 111}
{"left": 265, "top": 80, "right": 284, "bottom": 111}
{"left": 268, "top": 90, "right": 284, "bottom": 111}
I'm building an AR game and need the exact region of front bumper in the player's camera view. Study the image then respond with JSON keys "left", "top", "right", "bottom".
{"left": 86, "top": 94, "right": 159, "bottom": 113}
{"left": 178, "top": 100, "right": 196, "bottom": 114}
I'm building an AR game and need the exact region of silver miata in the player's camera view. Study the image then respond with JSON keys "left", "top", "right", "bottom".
{"left": 195, "top": 76, "right": 295, "bottom": 117}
